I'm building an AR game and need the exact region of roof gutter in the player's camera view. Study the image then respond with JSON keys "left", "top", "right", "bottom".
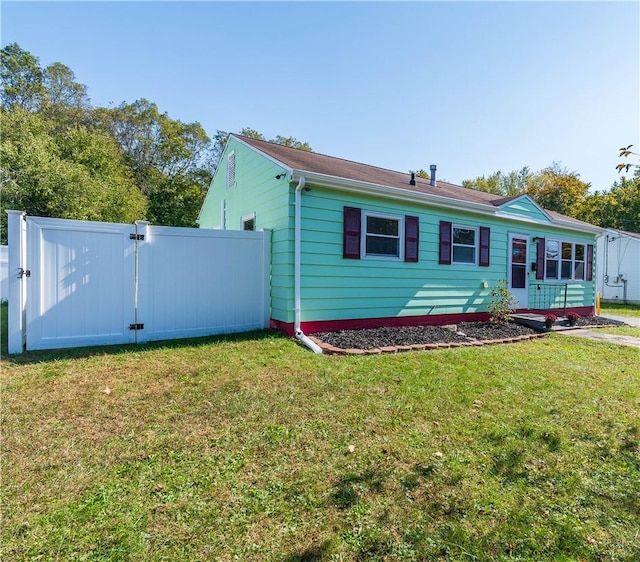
{"left": 293, "top": 174, "right": 322, "bottom": 354}
{"left": 296, "top": 170, "right": 500, "bottom": 217}
{"left": 294, "top": 169, "right": 603, "bottom": 236}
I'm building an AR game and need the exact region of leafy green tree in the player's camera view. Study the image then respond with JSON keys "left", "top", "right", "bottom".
{"left": 524, "top": 163, "right": 590, "bottom": 218}
{"left": 238, "top": 127, "right": 265, "bottom": 140}
{"left": 462, "top": 167, "right": 532, "bottom": 197}
{"left": 413, "top": 169, "right": 430, "bottom": 180}
{"left": 1, "top": 43, "right": 90, "bottom": 123}
{"left": 41, "top": 61, "right": 91, "bottom": 129}
{"left": 271, "top": 135, "right": 312, "bottom": 151}
{"left": 583, "top": 169, "right": 640, "bottom": 232}
{"left": 212, "top": 128, "right": 313, "bottom": 169}
{"left": 0, "top": 107, "right": 147, "bottom": 242}
{"left": 93, "top": 99, "right": 213, "bottom": 226}
{"left": 1, "top": 43, "right": 46, "bottom": 111}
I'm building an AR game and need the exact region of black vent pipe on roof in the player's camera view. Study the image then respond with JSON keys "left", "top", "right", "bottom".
{"left": 409, "top": 172, "right": 416, "bottom": 186}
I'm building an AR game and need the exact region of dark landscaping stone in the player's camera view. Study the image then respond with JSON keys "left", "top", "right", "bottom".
{"left": 310, "top": 317, "right": 623, "bottom": 353}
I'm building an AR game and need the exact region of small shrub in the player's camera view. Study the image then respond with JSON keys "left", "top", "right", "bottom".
{"left": 488, "top": 280, "right": 518, "bottom": 324}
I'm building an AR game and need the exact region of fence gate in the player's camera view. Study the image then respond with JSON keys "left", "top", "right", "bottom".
{"left": 7, "top": 213, "right": 270, "bottom": 353}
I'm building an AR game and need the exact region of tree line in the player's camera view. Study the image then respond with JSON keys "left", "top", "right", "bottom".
{"left": 461, "top": 163, "right": 639, "bottom": 233}
{"left": 0, "top": 44, "right": 310, "bottom": 242}
{"left": 2, "top": 43, "right": 638, "bottom": 242}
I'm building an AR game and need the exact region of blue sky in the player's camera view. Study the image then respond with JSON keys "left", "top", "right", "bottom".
{"left": 2, "top": 1, "right": 639, "bottom": 191}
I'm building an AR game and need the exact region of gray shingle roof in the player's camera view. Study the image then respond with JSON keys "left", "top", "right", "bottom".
{"left": 234, "top": 134, "right": 599, "bottom": 230}
{"left": 236, "top": 134, "right": 501, "bottom": 206}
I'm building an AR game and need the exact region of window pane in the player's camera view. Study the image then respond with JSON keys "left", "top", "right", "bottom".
{"left": 512, "top": 265, "right": 526, "bottom": 289}
{"left": 367, "top": 216, "right": 398, "bottom": 236}
{"left": 453, "top": 245, "right": 475, "bottom": 264}
{"left": 512, "top": 239, "right": 526, "bottom": 264}
{"left": 561, "top": 260, "right": 572, "bottom": 279}
{"left": 546, "top": 240, "right": 559, "bottom": 260}
{"left": 453, "top": 227, "right": 475, "bottom": 245}
{"left": 546, "top": 260, "right": 558, "bottom": 279}
{"left": 575, "top": 245, "right": 585, "bottom": 260}
{"left": 574, "top": 262, "right": 584, "bottom": 280}
{"left": 366, "top": 236, "right": 399, "bottom": 256}
{"left": 562, "top": 242, "right": 572, "bottom": 259}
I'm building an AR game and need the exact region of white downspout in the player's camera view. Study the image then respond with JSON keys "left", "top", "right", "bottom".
{"left": 293, "top": 175, "right": 322, "bottom": 354}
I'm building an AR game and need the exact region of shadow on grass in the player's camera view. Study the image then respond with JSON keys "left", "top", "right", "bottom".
{"left": 1, "top": 322, "right": 290, "bottom": 366}
{"left": 284, "top": 540, "right": 333, "bottom": 562}
{"left": 330, "top": 469, "right": 387, "bottom": 510}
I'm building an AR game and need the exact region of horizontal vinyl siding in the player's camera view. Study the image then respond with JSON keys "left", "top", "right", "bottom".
{"left": 199, "top": 138, "right": 294, "bottom": 323}
{"left": 299, "top": 188, "right": 596, "bottom": 323}
{"left": 499, "top": 198, "right": 550, "bottom": 222}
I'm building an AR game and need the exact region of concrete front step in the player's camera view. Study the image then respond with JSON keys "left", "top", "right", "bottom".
{"left": 511, "top": 313, "right": 578, "bottom": 331}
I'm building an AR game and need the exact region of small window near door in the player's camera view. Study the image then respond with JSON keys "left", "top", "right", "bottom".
{"left": 545, "top": 240, "right": 559, "bottom": 279}
{"left": 241, "top": 212, "right": 255, "bottom": 231}
{"left": 511, "top": 237, "right": 527, "bottom": 289}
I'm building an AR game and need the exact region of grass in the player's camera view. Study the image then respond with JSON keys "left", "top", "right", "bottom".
{"left": 2, "top": 305, "right": 639, "bottom": 561}
{"left": 594, "top": 326, "right": 640, "bottom": 337}
{"left": 600, "top": 302, "right": 640, "bottom": 318}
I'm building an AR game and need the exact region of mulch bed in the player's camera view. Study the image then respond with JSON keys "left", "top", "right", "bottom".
{"left": 309, "top": 316, "right": 626, "bottom": 355}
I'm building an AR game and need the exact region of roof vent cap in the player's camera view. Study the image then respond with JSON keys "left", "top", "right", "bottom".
{"left": 409, "top": 172, "right": 416, "bottom": 186}
{"left": 430, "top": 165, "right": 437, "bottom": 187}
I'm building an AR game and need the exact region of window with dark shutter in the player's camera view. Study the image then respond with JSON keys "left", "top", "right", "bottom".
{"left": 479, "top": 226, "right": 490, "bottom": 267}
{"left": 404, "top": 216, "right": 419, "bottom": 262}
{"left": 586, "top": 244, "right": 594, "bottom": 281}
{"left": 439, "top": 221, "right": 452, "bottom": 265}
{"left": 536, "top": 237, "right": 545, "bottom": 280}
{"left": 343, "top": 206, "right": 362, "bottom": 259}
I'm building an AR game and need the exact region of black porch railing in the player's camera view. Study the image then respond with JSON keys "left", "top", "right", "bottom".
{"left": 530, "top": 283, "right": 568, "bottom": 316}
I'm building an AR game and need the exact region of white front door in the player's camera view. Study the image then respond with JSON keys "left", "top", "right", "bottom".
{"left": 508, "top": 234, "right": 529, "bottom": 309}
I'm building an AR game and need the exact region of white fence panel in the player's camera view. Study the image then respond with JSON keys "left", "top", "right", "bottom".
{"left": 138, "top": 224, "right": 270, "bottom": 342}
{"left": 6, "top": 212, "right": 270, "bottom": 353}
{"left": 26, "top": 217, "right": 137, "bottom": 351}
{"left": 0, "top": 245, "right": 8, "bottom": 302}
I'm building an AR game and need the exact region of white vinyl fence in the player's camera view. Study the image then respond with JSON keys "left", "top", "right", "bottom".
{"left": 6, "top": 212, "right": 270, "bottom": 353}
{"left": 0, "top": 245, "right": 8, "bottom": 303}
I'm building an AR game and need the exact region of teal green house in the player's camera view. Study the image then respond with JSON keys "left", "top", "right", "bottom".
{"left": 198, "top": 135, "right": 602, "bottom": 349}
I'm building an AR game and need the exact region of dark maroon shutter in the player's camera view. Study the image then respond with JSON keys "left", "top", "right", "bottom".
{"left": 586, "top": 244, "right": 594, "bottom": 281}
{"left": 536, "top": 237, "right": 545, "bottom": 280}
{"left": 343, "top": 206, "right": 361, "bottom": 259}
{"left": 404, "top": 216, "right": 419, "bottom": 262}
{"left": 479, "top": 226, "right": 490, "bottom": 266}
{"left": 439, "top": 221, "right": 452, "bottom": 264}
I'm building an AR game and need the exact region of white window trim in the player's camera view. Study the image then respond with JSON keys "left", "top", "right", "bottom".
{"left": 573, "top": 243, "right": 586, "bottom": 281}
{"left": 220, "top": 199, "right": 226, "bottom": 230}
{"left": 545, "top": 239, "right": 586, "bottom": 282}
{"left": 241, "top": 212, "right": 256, "bottom": 231}
{"left": 452, "top": 224, "right": 478, "bottom": 265}
{"left": 361, "top": 210, "right": 404, "bottom": 261}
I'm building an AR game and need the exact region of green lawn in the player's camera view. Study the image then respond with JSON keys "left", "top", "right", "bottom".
{"left": 593, "top": 325, "right": 640, "bottom": 338}
{"left": 600, "top": 302, "right": 640, "bottom": 318}
{"left": 2, "top": 315, "right": 639, "bottom": 561}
